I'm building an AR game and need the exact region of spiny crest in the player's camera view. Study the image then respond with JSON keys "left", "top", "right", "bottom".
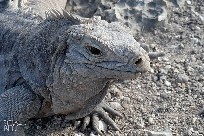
{"left": 44, "top": 8, "right": 104, "bottom": 25}
{"left": 44, "top": 8, "right": 83, "bottom": 23}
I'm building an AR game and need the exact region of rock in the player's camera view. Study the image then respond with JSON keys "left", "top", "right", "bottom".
{"left": 123, "top": 96, "right": 131, "bottom": 104}
{"left": 109, "top": 102, "right": 123, "bottom": 110}
{"left": 135, "top": 120, "right": 145, "bottom": 129}
{"left": 176, "top": 74, "right": 189, "bottom": 83}
{"left": 178, "top": 43, "right": 185, "bottom": 49}
{"left": 160, "top": 69, "right": 168, "bottom": 74}
{"left": 110, "top": 86, "right": 123, "bottom": 98}
{"left": 173, "top": 0, "right": 186, "bottom": 8}
{"left": 191, "top": 37, "right": 199, "bottom": 45}
{"left": 147, "top": 129, "right": 173, "bottom": 136}
{"left": 192, "top": 117, "right": 197, "bottom": 124}
{"left": 186, "top": 0, "right": 191, "bottom": 4}
{"left": 75, "top": 132, "right": 85, "bottom": 136}
{"left": 65, "top": 0, "right": 169, "bottom": 33}
{"left": 165, "top": 65, "right": 171, "bottom": 69}
{"left": 164, "top": 80, "right": 171, "bottom": 86}
{"left": 148, "top": 117, "right": 154, "bottom": 125}
{"left": 89, "top": 132, "right": 97, "bottom": 136}
{"left": 198, "top": 109, "right": 204, "bottom": 118}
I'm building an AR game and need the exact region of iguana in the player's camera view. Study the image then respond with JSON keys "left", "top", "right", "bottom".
{"left": 0, "top": 0, "right": 163, "bottom": 135}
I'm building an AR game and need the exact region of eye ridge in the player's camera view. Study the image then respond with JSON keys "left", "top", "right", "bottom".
{"left": 86, "top": 46, "right": 102, "bottom": 56}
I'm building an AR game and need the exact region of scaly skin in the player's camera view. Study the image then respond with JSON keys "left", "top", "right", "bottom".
{"left": 0, "top": 7, "right": 151, "bottom": 135}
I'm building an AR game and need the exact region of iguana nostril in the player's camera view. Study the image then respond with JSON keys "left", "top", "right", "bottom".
{"left": 135, "top": 58, "right": 142, "bottom": 65}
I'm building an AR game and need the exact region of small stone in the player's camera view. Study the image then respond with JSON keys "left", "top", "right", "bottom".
{"left": 150, "top": 44, "right": 157, "bottom": 48}
{"left": 160, "top": 69, "right": 168, "bottom": 74}
{"left": 147, "top": 129, "right": 173, "bottom": 136}
{"left": 153, "top": 76, "right": 159, "bottom": 82}
{"left": 137, "top": 84, "right": 142, "bottom": 89}
{"left": 186, "top": 0, "right": 191, "bottom": 4}
{"left": 165, "top": 65, "right": 171, "bottom": 69}
{"left": 135, "top": 120, "right": 145, "bottom": 129}
{"left": 148, "top": 117, "right": 154, "bottom": 124}
{"left": 165, "top": 80, "right": 171, "bottom": 86}
{"left": 123, "top": 97, "right": 131, "bottom": 103}
{"left": 176, "top": 74, "right": 189, "bottom": 83}
{"left": 160, "top": 93, "right": 170, "bottom": 99}
{"left": 178, "top": 43, "right": 185, "bottom": 49}
{"left": 195, "top": 26, "right": 201, "bottom": 30}
{"left": 109, "top": 102, "right": 123, "bottom": 110}
{"left": 150, "top": 68, "right": 154, "bottom": 73}
{"left": 110, "top": 87, "right": 123, "bottom": 98}
{"left": 158, "top": 57, "right": 169, "bottom": 62}
{"left": 192, "top": 117, "right": 197, "bottom": 124}
{"left": 106, "top": 92, "right": 111, "bottom": 99}
{"left": 190, "top": 56, "right": 196, "bottom": 62}
{"left": 187, "top": 128, "right": 194, "bottom": 135}
{"left": 173, "top": 68, "right": 179, "bottom": 73}
{"left": 89, "top": 132, "right": 96, "bottom": 136}
{"left": 75, "top": 133, "right": 85, "bottom": 136}
{"left": 161, "top": 75, "right": 167, "bottom": 81}
{"left": 191, "top": 37, "right": 199, "bottom": 44}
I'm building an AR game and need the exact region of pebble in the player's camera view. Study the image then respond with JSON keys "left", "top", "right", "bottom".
{"left": 160, "top": 93, "right": 170, "bottom": 99}
{"left": 75, "top": 133, "right": 85, "bottom": 136}
{"left": 135, "top": 121, "right": 145, "bottom": 129}
{"left": 186, "top": 0, "right": 191, "bottom": 5}
{"left": 173, "top": 68, "right": 179, "bottom": 73}
{"left": 158, "top": 57, "right": 169, "bottom": 62}
{"left": 192, "top": 117, "right": 197, "bottom": 124}
{"left": 160, "top": 69, "right": 168, "bottom": 74}
{"left": 110, "top": 87, "right": 123, "bottom": 98}
{"left": 176, "top": 74, "right": 189, "bottom": 83}
{"left": 178, "top": 43, "right": 185, "bottom": 49}
{"left": 148, "top": 117, "right": 154, "bottom": 124}
{"left": 89, "top": 132, "right": 96, "bottom": 136}
{"left": 191, "top": 37, "right": 199, "bottom": 44}
{"left": 165, "top": 65, "right": 171, "bottom": 69}
{"left": 109, "top": 102, "right": 123, "bottom": 110}
{"left": 165, "top": 80, "right": 171, "bottom": 86}
{"left": 147, "top": 129, "right": 173, "bottom": 136}
{"left": 123, "top": 96, "right": 131, "bottom": 103}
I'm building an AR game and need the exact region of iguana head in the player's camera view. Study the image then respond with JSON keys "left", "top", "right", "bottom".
{"left": 43, "top": 11, "right": 151, "bottom": 116}
{"left": 63, "top": 17, "right": 151, "bottom": 80}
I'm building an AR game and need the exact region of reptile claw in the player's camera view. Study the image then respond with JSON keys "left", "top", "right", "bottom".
{"left": 92, "top": 113, "right": 103, "bottom": 135}
{"left": 92, "top": 102, "right": 121, "bottom": 132}
{"left": 78, "top": 102, "right": 121, "bottom": 134}
{"left": 81, "top": 116, "right": 90, "bottom": 131}
{"left": 102, "top": 102, "right": 123, "bottom": 118}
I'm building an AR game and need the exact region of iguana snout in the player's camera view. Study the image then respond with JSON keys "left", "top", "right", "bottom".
{"left": 130, "top": 47, "right": 151, "bottom": 73}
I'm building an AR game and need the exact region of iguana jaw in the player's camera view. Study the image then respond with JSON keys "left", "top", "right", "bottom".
{"left": 85, "top": 60, "right": 151, "bottom": 80}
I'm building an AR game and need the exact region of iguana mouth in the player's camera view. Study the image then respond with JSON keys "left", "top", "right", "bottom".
{"left": 83, "top": 64, "right": 147, "bottom": 80}
{"left": 94, "top": 65, "right": 147, "bottom": 73}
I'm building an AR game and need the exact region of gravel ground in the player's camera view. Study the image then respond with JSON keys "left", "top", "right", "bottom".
{"left": 24, "top": 0, "right": 204, "bottom": 136}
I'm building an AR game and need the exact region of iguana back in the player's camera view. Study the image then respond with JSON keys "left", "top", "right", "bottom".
{"left": 0, "top": 9, "right": 38, "bottom": 94}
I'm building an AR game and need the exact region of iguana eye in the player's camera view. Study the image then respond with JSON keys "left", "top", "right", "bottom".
{"left": 86, "top": 46, "right": 102, "bottom": 56}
